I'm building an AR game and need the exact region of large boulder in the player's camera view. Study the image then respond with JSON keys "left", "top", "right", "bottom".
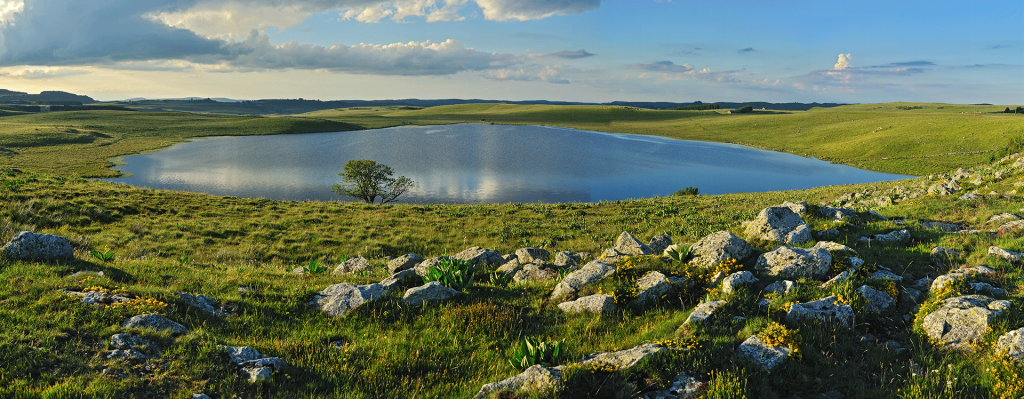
{"left": 755, "top": 246, "right": 832, "bottom": 280}
{"left": 922, "top": 295, "right": 1012, "bottom": 350}
{"left": 387, "top": 254, "right": 424, "bottom": 274}
{"left": 738, "top": 335, "right": 791, "bottom": 371}
{"left": 550, "top": 260, "right": 616, "bottom": 300}
{"left": 401, "top": 281, "right": 461, "bottom": 306}
{"left": 515, "top": 247, "right": 550, "bottom": 264}
{"left": 512, "top": 263, "right": 559, "bottom": 283}
{"left": 122, "top": 313, "right": 190, "bottom": 335}
{"left": 647, "top": 234, "right": 673, "bottom": 255}
{"left": 454, "top": 246, "right": 504, "bottom": 267}
{"left": 557, "top": 294, "right": 617, "bottom": 314}
{"left": 634, "top": 271, "right": 683, "bottom": 306}
{"left": 722, "top": 271, "right": 758, "bottom": 294}
{"left": 309, "top": 283, "right": 387, "bottom": 317}
{"left": 786, "top": 296, "right": 854, "bottom": 328}
{"left": 577, "top": 343, "right": 667, "bottom": 369}
{"left": 414, "top": 256, "right": 450, "bottom": 277}
{"left": 1, "top": 231, "right": 74, "bottom": 261}
{"left": 379, "top": 269, "right": 422, "bottom": 291}
{"left": 996, "top": 327, "right": 1024, "bottom": 362}
{"left": 332, "top": 256, "right": 371, "bottom": 275}
{"left": 683, "top": 300, "right": 726, "bottom": 325}
{"left": 744, "top": 207, "right": 812, "bottom": 245}
{"left": 473, "top": 365, "right": 564, "bottom": 399}
{"left": 614, "top": 231, "right": 654, "bottom": 256}
{"left": 856, "top": 285, "right": 895, "bottom": 313}
{"left": 552, "top": 251, "right": 580, "bottom": 268}
{"left": 689, "top": 231, "right": 754, "bottom": 269}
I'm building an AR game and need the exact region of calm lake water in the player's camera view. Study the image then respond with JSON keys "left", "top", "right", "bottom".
{"left": 104, "top": 124, "right": 911, "bottom": 203}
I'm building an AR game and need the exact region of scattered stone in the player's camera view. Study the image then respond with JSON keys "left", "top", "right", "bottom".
{"left": 819, "top": 206, "right": 857, "bottom": 222}
{"left": 221, "top": 346, "right": 287, "bottom": 383}
{"left": 764, "top": 280, "right": 796, "bottom": 295}
{"left": 813, "top": 241, "right": 856, "bottom": 254}
{"left": 495, "top": 258, "right": 521, "bottom": 275}
{"left": 988, "top": 213, "right": 1020, "bottom": 224}
{"left": 454, "top": 246, "right": 504, "bottom": 267}
{"left": 648, "top": 234, "right": 674, "bottom": 255}
{"left": 928, "top": 179, "right": 960, "bottom": 195}
{"left": 634, "top": 271, "right": 680, "bottom": 306}
{"left": 959, "top": 193, "right": 981, "bottom": 201}
{"left": 67, "top": 270, "right": 104, "bottom": 278}
{"left": 988, "top": 246, "right": 1022, "bottom": 263}
{"left": 110, "top": 333, "right": 151, "bottom": 351}
{"left": 192, "top": 394, "right": 212, "bottom": 399}
{"left": 969, "top": 282, "right": 1006, "bottom": 296}
{"left": 857, "top": 285, "right": 895, "bottom": 312}
{"left": 473, "top": 364, "right": 564, "bottom": 399}
{"left": 614, "top": 231, "right": 654, "bottom": 256}
{"left": 861, "top": 229, "right": 910, "bottom": 244}
{"left": 869, "top": 270, "right": 904, "bottom": 282}
{"left": 557, "top": 294, "right": 617, "bottom": 314}
{"left": 738, "top": 335, "right": 791, "bottom": 371}
{"left": 638, "top": 371, "right": 703, "bottom": 399}
{"left": 62, "top": 289, "right": 130, "bottom": 306}
{"left": 309, "top": 283, "right": 387, "bottom": 317}
{"left": 512, "top": 263, "right": 559, "bottom": 283}
{"left": 683, "top": 300, "right": 726, "bottom": 325}
{"left": 819, "top": 271, "right": 851, "bottom": 289}
{"left": 387, "top": 254, "right": 424, "bottom": 274}
{"left": 816, "top": 229, "right": 840, "bottom": 239}
{"left": 786, "top": 296, "right": 855, "bottom": 328}
{"left": 515, "top": 247, "right": 550, "bottom": 264}
{"left": 755, "top": 246, "right": 832, "bottom": 280}
{"left": 401, "top": 281, "right": 461, "bottom": 306}
{"left": 332, "top": 256, "right": 371, "bottom": 275}
{"left": 996, "top": 327, "right": 1024, "bottom": 362}
{"left": 689, "top": 231, "right": 754, "bottom": 269}
{"left": 922, "top": 295, "right": 1012, "bottom": 351}
{"left": 901, "top": 287, "right": 924, "bottom": 303}
{"left": 922, "top": 222, "right": 965, "bottom": 232}
{"left": 122, "top": 313, "right": 189, "bottom": 335}
{"left": 106, "top": 349, "right": 148, "bottom": 361}
{"left": 379, "top": 269, "right": 421, "bottom": 291}
{"left": 1, "top": 231, "right": 75, "bottom": 261}
{"left": 177, "top": 292, "right": 231, "bottom": 317}
{"left": 550, "top": 260, "right": 616, "bottom": 300}
{"left": 930, "top": 247, "right": 960, "bottom": 258}
{"left": 997, "top": 220, "right": 1024, "bottom": 234}
{"left": 744, "top": 206, "right": 812, "bottom": 245}
{"left": 577, "top": 343, "right": 667, "bottom": 369}
{"left": 722, "top": 271, "right": 758, "bottom": 294}
{"left": 930, "top": 267, "right": 995, "bottom": 293}
{"left": 780, "top": 200, "right": 808, "bottom": 214}
{"left": 102, "top": 368, "right": 125, "bottom": 379}
{"left": 552, "top": 251, "right": 580, "bottom": 268}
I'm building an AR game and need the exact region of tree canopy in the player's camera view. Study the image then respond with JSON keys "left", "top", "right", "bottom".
{"left": 331, "top": 160, "right": 415, "bottom": 204}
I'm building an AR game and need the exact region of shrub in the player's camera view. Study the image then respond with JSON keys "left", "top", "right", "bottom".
{"left": 508, "top": 337, "right": 564, "bottom": 369}
{"left": 733, "top": 106, "right": 753, "bottom": 114}
{"left": 302, "top": 259, "right": 329, "bottom": 275}
{"left": 424, "top": 258, "right": 478, "bottom": 292}
{"left": 332, "top": 159, "right": 415, "bottom": 204}
{"left": 674, "top": 187, "right": 699, "bottom": 196}
{"left": 672, "top": 104, "right": 720, "bottom": 111}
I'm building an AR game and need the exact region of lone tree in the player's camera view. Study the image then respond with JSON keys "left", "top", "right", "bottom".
{"left": 332, "top": 160, "right": 415, "bottom": 204}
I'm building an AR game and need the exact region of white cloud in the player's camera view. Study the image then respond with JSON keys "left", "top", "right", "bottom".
{"left": 474, "top": 0, "right": 600, "bottom": 21}
{"left": 833, "top": 53, "right": 853, "bottom": 70}
{"left": 0, "top": 66, "right": 88, "bottom": 79}
{"left": 0, "top": 0, "right": 23, "bottom": 22}
{"left": 484, "top": 64, "right": 570, "bottom": 84}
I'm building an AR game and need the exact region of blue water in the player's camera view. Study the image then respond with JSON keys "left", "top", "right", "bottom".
{"left": 103, "top": 124, "right": 911, "bottom": 203}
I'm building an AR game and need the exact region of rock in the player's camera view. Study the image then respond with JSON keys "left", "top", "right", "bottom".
{"left": 869, "top": 270, "right": 903, "bottom": 282}
{"left": 922, "top": 222, "right": 965, "bottom": 232}
{"left": 177, "top": 292, "right": 231, "bottom": 317}
{"left": 192, "top": 394, "right": 212, "bottom": 399}
{"left": 959, "top": 193, "right": 981, "bottom": 201}
{"left": 495, "top": 258, "right": 521, "bottom": 275}
{"left": 600, "top": 248, "right": 626, "bottom": 262}
{"left": 819, "top": 206, "right": 857, "bottom": 222}
{"left": 67, "top": 270, "right": 104, "bottom": 278}
{"left": 401, "top": 281, "right": 461, "bottom": 305}
{"left": 222, "top": 346, "right": 287, "bottom": 383}
{"left": 647, "top": 234, "right": 673, "bottom": 255}
{"left": 755, "top": 246, "right": 832, "bottom": 280}
{"left": 512, "top": 263, "right": 559, "bottom": 283}
{"left": 862, "top": 229, "right": 910, "bottom": 243}
{"left": 110, "top": 333, "right": 152, "bottom": 350}
{"left": 988, "top": 213, "right": 1020, "bottom": 224}
{"left": 122, "top": 313, "right": 189, "bottom": 335}
{"left": 634, "top": 272, "right": 686, "bottom": 306}
{"left": 738, "top": 335, "right": 790, "bottom": 371}
{"left": 379, "top": 269, "right": 421, "bottom": 291}
{"left": 638, "top": 371, "right": 703, "bottom": 399}
{"left": 473, "top": 365, "right": 563, "bottom": 399}
{"left": 106, "top": 349, "right": 148, "bottom": 360}
{"left": 552, "top": 251, "right": 579, "bottom": 268}
{"left": 996, "top": 327, "right": 1024, "bottom": 362}
{"left": 557, "top": 294, "right": 617, "bottom": 314}
{"left": 922, "top": 295, "right": 1011, "bottom": 350}
{"left": 722, "top": 271, "right": 759, "bottom": 294}
{"left": 387, "top": 254, "right": 424, "bottom": 274}
{"left": 62, "top": 289, "right": 130, "bottom": 306}
{"left": 683, "top": 300, "right": 726, "bottom": 325}
{"left": 764, "top": 280, "right": 796, "bottom": 295}
{"left": 309, "top": 283, "right": 387, "bottom": 317}
{"left": 913, "top": 276, "right": 934, "bottom": 291}
{"left": 969, "top": 282, "right": 1005, "bottom": 296}
{"left": 454, "top": 246, "right": 505, "bottom": 267}
{"left": 931, "top": 247, "right": 960, "bottom": 258}
{"left": 780, "top": 200, "right": 808, "bottom": 215}
{"left": 550, "top": 260, "right": 616, "bottom": 300}
{"left": 901, "top": 287, "right": 924, "bottom": 303}
{"left": 813, "top": 241, "right": 856, "bottom": 254}
{"left": 414, "top": 256, "right": 450, "bottom": 276}
{"left": 816, "top": 229, "right": 840, "bottom": 239}
{"left": 930, "top": 267, "right": 995, "bottom": 293}
{"left": 689, "top": 231, "right": 754, "bottom": 269}
{"left": 857, "top": 285, "right": 895, "bottom": 313}
{"left": 332, "top": 256, "right": 371, "bottom": 275}
{"left": 1, "top": 231, "right": 75, "bottom": 261}
{"left": 928, "top": 179, "right": 960, "bottom": 195}
{"left": 997, "top": 220, "right": 1024, "bottom": 234}
{"left": 988, "top": 246, "right": 1022, "bottom": 263}
{"left": 515, "top": 247, "right": 550, "bottom": 264}
{"left": 614, "top": 231, "right": 654, "bottom": 256}
{"left": 819, "top": 271, "right": 851, "bottom": 289}
{"left": 744, "top": 206, "right": 812, "bottom": 245}
{"left": 577, "top": 343, "right": 667, "bottom": 369}
{"left": 786, "top": 296, "right": 854, "bottom": 328}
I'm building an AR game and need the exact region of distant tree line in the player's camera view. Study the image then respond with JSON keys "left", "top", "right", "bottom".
{"left": 733, "top": 106, "right": 754, "bottom": 113}
{"left": 672, "top": 104, "right": 720, "bottom": 111}
{"left": 1002, "top": 106, "right": 1023, "bottom": 114}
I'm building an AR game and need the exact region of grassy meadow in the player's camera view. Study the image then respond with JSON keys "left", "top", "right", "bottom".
{"left": 0, "top": 103, "right": 1023, "bottom": 398}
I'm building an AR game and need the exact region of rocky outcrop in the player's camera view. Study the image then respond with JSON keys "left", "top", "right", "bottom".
{"left": 454, "top": 246, "right": 504, "bottom": 267}
{"left": 857, "top": 285, "right": 895, "bottom": 313}
{"left": 755, "top": 246, "right": 832, "bottom": 280}
{"left": 557, "top": 294, "right": 617, "bottom": 314}
{"left": 928, "top": 179, "right": 960, "bottom": 196}
{"left": 221, "top": 346, "right": 287, "bottom": 383}
{"left": 332, "top": 256, "right": 371, "bottom": 275}
{"left": 634, "top": 271, "right": 682, "bottom": 306}
{"left": 2, "top": 231, "right": 74, "bottom": 261}
{"left": 922, "top": 295, "right": 1011, "bottom": 350}
{"left": 512, "top": 263, "right": 559, "bottom": 283}
{"left": 122, "top": 313, "right": 190, "bottom": 335}
{"left": 996, "top": 327, "right": 1024, "bottom": 362}
{"left": 515, "top": 247, "right": 550, "bottom": 264}
{"left": 474, "top": 364, "right": 564, "bottom": 399}
{"left": 647, "top": 234, "right": 673, "bottom": 255}
{"left": 722, "top": 271, "right": 758, "bottom": 294}
{"left": 401, "top": 281, "right": 461, "bottom": 305}
{"left": 614, "top": 231, "right": 654, "bottom": 256}
{"left": 738, "top": 335, "right": 791, "bottom": 371}
{"left": 309, "top": 283, "right": 387, "bottom": 317}
{"left": 689, "top": 231, "right": 754, "bottom": 269}
{"left": 930, "top": 266, "right": 996, "bottom": 293}
{"left": 988, "top": 246, "right": 1022, "bottom": 263}
{"left": 744, "top": 206, "right": 812, "bottom": 245}
{"left": 638, "top": 371, "right": 703, "bottom": 399}
{"left": 178, "top": 292, "right": 231, "bottom": 317}
{"left": 786, "top": 296, "right": 854, "bottom": 328}
{"left": 387, "top": 254, "right": 424, "bottom": 274}
{"left": 683, "top": 300, "right": 726, "bottom": 325}
{"left": 550, "top": 260, "right": 616, "bottom": 300}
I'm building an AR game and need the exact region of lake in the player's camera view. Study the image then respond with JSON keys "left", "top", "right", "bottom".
{"left": 103, "top": 124, "right": 911, "bottom": 203}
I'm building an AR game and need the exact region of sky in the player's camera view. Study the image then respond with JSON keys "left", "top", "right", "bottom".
{"left": 0, "top": 0, "right": 1020, "bottom": 104}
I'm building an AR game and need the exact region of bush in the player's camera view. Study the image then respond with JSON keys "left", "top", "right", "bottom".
{"left": 674, "top": 187, "right": 699, "bottom": 196}
{"left": 733, "top": 106, "right": 753, "bottom": 114}
{"left": 423, "top": 258, "right": 478, "bottom": 292}
{"left": 672, "top": 104, "right": 720, "bottom": 111}
{"left": 508, "top": 337, "right": 564, "bottom": 369}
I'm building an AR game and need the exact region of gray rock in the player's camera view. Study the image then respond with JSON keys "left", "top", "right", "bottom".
{"left": 722, "top": 271, "right": 758, "bottom": 294}
{"left": 557, "top": 294, "right": 617, "bottom": 314}
{"left": 689, "top": 231, "right": 754, "bottom": 269}
{"left": 552, "top": 251, "right": 579, "bottom": 268}
{"left": 473, "top": 364, "right": 563, "bottom": 399}
{"left": 862, "top": 229, "right": 910, "bottom": 243}
{"left": 756, "top": 246, "right": 832, "bottom": 280}
{"left": 988, "top": 213, "right": 1020, "bottom": 224}
{"left": 819, "top": 206, "right": 857, "bottom": 222}
{"left": 857, "top": 285, "right": 895, "bottom": 313}
{"left": 387, "top": 254, "right": 424, "bottom": 274}
{"left": 819, "top": 271, "right": 851, "bottom": 289}
{"left": 813, "top": 241, "right": 856, "bottom": 254}
{"left": 332, "top": 256, "right": 371, "bottom": 275}
{"left": 495, "top": 258, "right": 522, "bottom": 275}
{"left": 922, "top": 295, "right": 1011, "bottom": 350}
{"left": 648, "top": 234, "right": 674, "bottom": 255}
{"left": 969, "top": 282, "right": 1005, "bottom": 296}
{"left": 638, "top": 371, "right": 703, "bottom": 399}
{"left": 63, "top": 289, "right": 130, "bottom": 306}
{"left": 959, "top": 193, "right": 982, "bottom": 201}
{"left": 222, "top": 346, "right": 286, "bottom": 371}
{"left": 928, "top": 179, "right": 960, "bottom": 195}
{"left": 401, "top": 281, "right": 461, "bottom": 305}
{"left": 913, "top": 276, "right": 934, "bottom": 291}
{"left": 110, "top": 333, "right": 151, "bottom": 350}
{"left": 764, "top": 280, "right": 796, "bottom": 295}
{"left": 988, "top": 246, "right": 1022, "bottom": 263}
{"left": 738, "top": 335, "right": 790, "bottom": 371}
{"left": 512, "top": 263, "right": 559, "bottom": 283}
{"left": 780, "top": 200, "right": 808, "bottom": 215}
{"left": 901, "top": 287, "right": 924, "bottom": 303}
{"left": 379, "top": 269, "right": 421, "bottom": 291}
{"left": 1, "top": 231, "right": 74, "bottom": 261}
{"left": 683, "top": 300, "right": 726, "bottom": 325}
{"left": 869, "top": 270, "right": 903, "bottom": 282}
{"left": 744, "top": 206, "right": 811, "bottom": 245}
{"left": 177, "top": 292, "right": 231, "bottom": 317}
{"left": 550, "top": 260, "right": 616, "bottom": 300}
{"left": 415, "top": 256, "right": 450, "bottom": 276}
{"left": 454, "top": 246, "right": 504, "bottom": 267}
{"left": 997, "top": 219, "right": 1024, "bottom": 234}
{"left": 578, "top": 343, "right": 667, "bottom": 369}
{"left": 614, "top": 231, "right": 654, "bottom": 256}
{"left": 67, "top": 270, "right": 104, "bottom": 278}
{"left": 931, "top": 247, "right": 960, "bottom": 258}
{"left": 816, "top": 229, "right": 840, "bottom": 239}
{"left": 192, "top": 394, "right": 212, "bottom": 399}
{"left": 309, "top": 283, "right": 387, "bottom": 317}
{"left": 106, "top": 349, "right": 148, "bottom": 360}
{"left": 786, "top": 296, "right": 855, "bottom": 328}
{"left": 634, "top": 271, "right": 684, "bottom": 306}
{"left": 515, "top": 247, "right": 550, "bottom": 264}
{"left": 922, "top": 222, "right": 965, "bottom": 232}
{"left": 122, "top": 313, "right": 189, "bottom": 335}
{"left": 929, "top": 267, "right": 993, "bottom": 293}
{"left": 242, "top": 367, "right": 273, "bottom": 382}
{"left": 996, "top": 327, "right": 1024, "bottom": 362}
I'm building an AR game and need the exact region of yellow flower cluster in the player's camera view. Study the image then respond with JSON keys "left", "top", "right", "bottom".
{"left": 653, "top": 337, "right": 702, "bottom": 350}
{"left": 565, "top": 362, "right": 618, "bottom": 374}
{"left": 758, "top": 322, "right": 803, "bottom": 359}
{"left": 990, "top": 353, "right": 1024, "bottom": 399}
{"left": 883, "top": 281, "right": 899, "bottom": 300}
{"left": 110, "top": 297, "right": 169, "bottom": 313}
{"left": 712, "top": 258, "right": 742, "bottom": 276}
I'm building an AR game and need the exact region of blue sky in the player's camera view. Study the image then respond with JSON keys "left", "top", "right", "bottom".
{"left": 0, "top": 0, "right": 1019, "bottom": 104}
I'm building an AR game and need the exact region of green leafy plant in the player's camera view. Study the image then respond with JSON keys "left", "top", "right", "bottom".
{"left": 424, "top": 258, "right": 478, "bottom": 292}
{"left": 508, "top": 337, "right": 565, "bottom": 369}
{"left": 665, "top": 245, "right": 692, "bottom": 263}
{"left": 90, "top": 250, "right": 115, "bottom": 263}
{"left": 674, "top": 187, "right": 699, "bottom": 196}
{"left": 178, "top": 256, "right": 190, "bottom": 265}
{"left": 489, "top": 271, "right": 513, "bottom": 288}
{"left": 303, "top": 259, "right": 329, "bottom": 275}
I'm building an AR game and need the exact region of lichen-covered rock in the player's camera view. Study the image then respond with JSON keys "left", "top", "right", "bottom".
{"left": 178, "top": 292, "right": 231, "bottom": 317}
{"left": 780, "top": 200, "right": 808, "bottom": 215}
{"left": 557, "top": 294, "right": 617, "bottom": 314}
{"left": 62, "top": 289, "right": 130, "bottom": 306}
{"left": 550, "top": 260, "right": 616, "bottom": 300}
{"left": 989, "top": 213, "right": 1020, "bottom": 224}
{"left": 744, "top": 206, "right": 812, "bottom": 245}
{"left": 922, "top": 222, "right": 965, "bottom": 232}
{"left": 819, "top": 206, "right": 856, "bottom": 222}
{"left": 764, "top": 280, "right": 796, "bottom": 295}
{"left": 578, "top": 343, "right": 667, "bottom": 369}
{"left": 857, "top": 285, "right": 895, "bottom": 313}
{"left": 552, "top": 251, "right": 579, "bottom": 268}
{"left": 221, "top": 346, "right": 287, "bottom": 383}
{"left": 683, "top": 300, "right": 726, "bottom": 325}
{"left": 122, "top": 313, "right": 189, "bottom": 335}
{"left": 495, "top": 258, "right": 521, "bottom": 275}
{"left": 722, "top": 271, "right": 758, "bottom": 294}
{"left": 473, "top": 365, "right": 563, "bottom": 399}
{"left": 689, "top": 231, "right": 754, "bottom": 269}
{"left": 106, "top": 349, "right": 148, "bottom": 360}
{"left": 512, "top": 263, "right": 559, "bottom": 283}
{"left": 110, "top": 333, "right": 151, "bottom": 350}
{"left": 401, "top": 281, "right": 460, "bottom": 305}
{"left": 928, "top": 179, "right": 960, "bottom": 195}
{"left": 996, "top": 327, "right": 1024, "bottom": 362}
{"left": 988, "top": 246, "right": 1022, "bottom": 263}
{"left": 819, "top": 271, "right": 851, "bottom": 289}
{"left": 614, "top": 231, "right": 654, "bottom": 256}
{"left": 869, "top": 269, "right": 903, "bottom": 282}
{"left": 634, "top": 271, "right": 677, "bottom": 306}
{"left": 379, "top": 269, "right": 422, "bottom": 291}
{"left": 922, "top": 295, "right": 1011, "bottom": 350}
{"left": 309, "top": 283, "right": 387, "bottom": 317}
{"left": 638, "top": 371, "right": 703, "bottom": 399}
{"left": 414, "top": 256, "right": 450, "bottom": 276}
{"left": 861, "top": 229, "right": 911, "bottom": 243}
{"left": 648, "top": 234, "right": 673, "bottom": 255}
{"left": 1, "top": 231, "right": 74, "bottom": 261}
{"left": 756, "top": 246, "right": 832, "bottom": 280}
{"left": 786, "top": 296, "right": 854, "bottom": 328}
{"left": 515, "top": 247, "right": 550, "bottom": 264}
{"left": 387, "top": 254, "right": 424, "bottom": 274}
{"left": 454, "top": 246, "right": 504, "bottom": 267}
{"left": 969, "top": 282, "right": 1005, "bottom": 296}
{"left": 332, "top": 256, "right": 371, "bottom": 275}
{"left": 931, "top": 266, "right": 996, "bottom": 293}
{"left": 931, "top": 247, "right": 960, "bottom": 258}
{"left": 813, "top": 241, "right": 856, "bottom": 254}
{"left": 738, "top": 335, "right": 790, "bottom": 371}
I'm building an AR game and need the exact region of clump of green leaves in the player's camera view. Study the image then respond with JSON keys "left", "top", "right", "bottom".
{"left": 508, "top": 337, "right": 564, "bottom": 369}
{"left": 424, "top": 258, "right": 478, "bottom": 292}
{"left": 90, "top": 250, "right": 114, "bottom": 263}
{"left": 303, "top": 259, "right": 329, "bottom": 275}
{"left": 178, "top": 256, "right": 190, "bottom": 265}
{"left": 489, "top": 271, "right": 513, "bottom": 288}
{"left": 665, "top": 245, "right": 692, "bottom": 263}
